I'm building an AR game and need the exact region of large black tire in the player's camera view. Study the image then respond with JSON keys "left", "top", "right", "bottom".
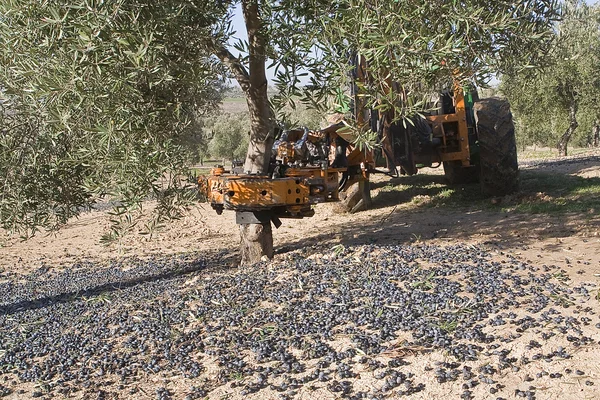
{"left": 443, "top": 161, "right": 479, "bottom": 184}
{"left": 474, "top": 98, "right": 519, "bottom": 197}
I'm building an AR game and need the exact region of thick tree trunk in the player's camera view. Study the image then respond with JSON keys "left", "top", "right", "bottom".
{"left": 557, "top": 101, "right": 578, "bottom": 157}
{"left": 210, "top": 1, "right": 274, "bottom": 265}
{"left": 237, "top": 0, "right": 275, "bottom": 265}
{"left": 240, "top": 222, "right": 273, "bottom": 263}
{"left": 209, "top": 4, "right": 274, "bottom": 265}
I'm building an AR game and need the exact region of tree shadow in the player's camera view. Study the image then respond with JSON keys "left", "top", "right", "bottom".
{"left": 369, "top": 173, "right": 454, "bottom": 210}
{"left": 0, "top": 250, "right": 237, "bottom": 316}
{"left": 280, "top": 166, "right": 600, "bottom": 254}
{"left": 520, "top": 155, "right": 599, "bottom": 175}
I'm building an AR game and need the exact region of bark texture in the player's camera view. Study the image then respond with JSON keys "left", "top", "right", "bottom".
{"left": 241, "top": 0, "right": 274, "bottom": 175}
{"left": 239, "top": 223, "right": 273, "bottom": 265}
{"left": 238, "top": 0, "right": 275, "bottom": 265}
{"left": 557, "top": 102, "right": 578, "bottom": 157}
{"left": 337, "top": 180, "right": 372, "bottom": 214}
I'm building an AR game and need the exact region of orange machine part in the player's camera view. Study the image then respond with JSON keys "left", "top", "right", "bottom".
{"left": 202, "top": 168, "right": 342, "bottom": 217}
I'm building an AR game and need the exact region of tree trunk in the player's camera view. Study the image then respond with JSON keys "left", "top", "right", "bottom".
{"left": 557, "top": 101, "right": 578, "bottom": 157}
{"left": 241, "top": 1, "right": 273, "bottom": 175}
{"left": 206, "top": 2, "right": 276, "bottom": 265}
{"left": 237, "top": 0, "right": 275, "bottom": 265}
{"left": 591, "top": 121, "right": 600, "bottom": 148}
{"left": 240, "top": 222, "right": 273, "bottom": 263}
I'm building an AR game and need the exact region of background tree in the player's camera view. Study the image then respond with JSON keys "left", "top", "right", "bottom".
{"left": 207, "top": 113, "right": 251, "bottom": 163}
{"left": 501, "top": 1, "right": 600, "bottom": 156}
{"left": 178, "top": 118, "right": 215, "bottom": 167}
{"left": 2, "top": 0, "right": 561, "bottom": 263}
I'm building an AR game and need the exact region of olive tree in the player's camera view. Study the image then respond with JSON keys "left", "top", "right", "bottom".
{"left": 217, "top": 0, "right": 560, "bottom": 263}
{"left": 0, "top": 1, "right": 226, "bottom": 240}
{"left": 2, "top": 0, "right": 561, "bottom": 263}
{"left": 502, "top": 1, "right": 600, "bottom": 156}
{"left": 207, "top": 113, "right": 251, "bottom": 163}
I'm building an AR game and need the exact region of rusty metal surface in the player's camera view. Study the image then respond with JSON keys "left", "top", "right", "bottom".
{"left": 426, "top": 87, "right": 471, "bottom": 166}
{"left": 201, "top": 168, "right": 341, "bottom": 218}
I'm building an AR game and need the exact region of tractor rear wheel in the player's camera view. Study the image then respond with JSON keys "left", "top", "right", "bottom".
{"left": 474, "top": 98, "right": 519, "bottom": 197}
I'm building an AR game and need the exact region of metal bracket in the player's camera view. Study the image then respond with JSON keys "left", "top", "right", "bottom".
{"left": 236, "top": 211, "right": 282, "bottom": 229}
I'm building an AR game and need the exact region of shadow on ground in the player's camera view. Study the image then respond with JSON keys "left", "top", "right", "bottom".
{"left": 0, "top": 250, "right": 237, "bottom": 315}
{"left": 279, "top": 164, "right": 600, "bottom": 254}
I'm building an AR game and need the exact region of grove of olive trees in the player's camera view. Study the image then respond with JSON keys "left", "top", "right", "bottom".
{"left": 501, "top": 0, "right": 600, "bottom": 156}
{"left": 2, "top": 0, "right": 560, "bottom": 260}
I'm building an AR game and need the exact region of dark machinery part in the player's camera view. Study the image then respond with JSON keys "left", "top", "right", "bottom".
{"left": 475, "top": 98, "right": 519, "bottom": 196}
{"left": 201, "top": 121, "right": 363, "bottom": 226}
{"left": 201, "top": 53, "right": 517, "bottom": 227}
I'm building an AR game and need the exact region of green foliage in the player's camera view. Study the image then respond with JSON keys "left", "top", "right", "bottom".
{"left": 501, "top": 1, "right": 600, "bottom": 152}
{"left": 265, "top": 0, "right": 560, "bottom": 149}
{"left": 206, "top": 113, "right": 250, "bottom": 161}
{"left": 0, "top": 0, "right": 226, "bottom": 237}
{"left": 0, "top": 0, "right": 562, "bottom": 238}
{"left": 278, "top": 105, "right": 324, "bottom": 130}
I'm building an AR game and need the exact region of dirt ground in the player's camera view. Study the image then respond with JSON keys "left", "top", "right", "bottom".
{"left": 1, "top": 153, "right": 598, "bottom": 276}
{"left": 1, "top": 153, "right": 599, "bottom": 400}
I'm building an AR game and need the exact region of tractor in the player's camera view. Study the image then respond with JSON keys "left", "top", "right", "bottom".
{"left": 200, "top": 60, "right": 519, "bottom": 231}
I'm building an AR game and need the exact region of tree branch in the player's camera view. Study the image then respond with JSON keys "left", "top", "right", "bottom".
{"left": 212, "top": 42, "right": 251, "bottom": 94}
{"left": 242, "top": 0, "right": 268, "bottom": 95}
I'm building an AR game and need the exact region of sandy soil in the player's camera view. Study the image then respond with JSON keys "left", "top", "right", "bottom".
{"left": 1, "top": 154, "right": 599, "bottom": 400}
{"left": 1, "top": 154, "right": 598, "bottom": 277}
